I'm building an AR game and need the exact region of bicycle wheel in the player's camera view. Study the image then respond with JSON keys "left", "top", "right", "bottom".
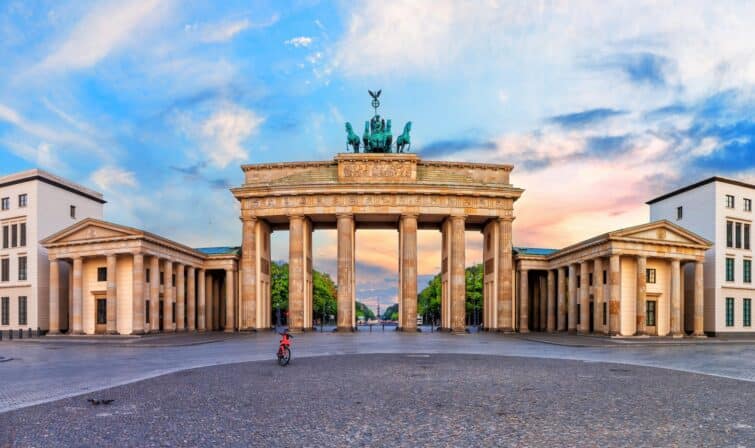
{"left": 278, "top": 347, "right": 291, "bottom": 366}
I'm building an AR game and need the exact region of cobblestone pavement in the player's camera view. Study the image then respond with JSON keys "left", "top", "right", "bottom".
{"left": 1, "top": 354, "right": 753, "bottom": 447}
{"left": 0, "top": 331, "right": 754, "bottom": 414}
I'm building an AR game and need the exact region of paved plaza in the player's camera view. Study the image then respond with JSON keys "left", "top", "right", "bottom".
{"left": 0, "top": 332, "right": 754, "bottom": 446}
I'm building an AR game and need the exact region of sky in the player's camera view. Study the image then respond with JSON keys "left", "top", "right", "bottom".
{"left": 1, "top": 0, "right": 754, "bottom": 313}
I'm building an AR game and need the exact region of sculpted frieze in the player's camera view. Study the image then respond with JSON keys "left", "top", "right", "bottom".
{"left": 244, "top": 194, "right": 512, "bottom": 213}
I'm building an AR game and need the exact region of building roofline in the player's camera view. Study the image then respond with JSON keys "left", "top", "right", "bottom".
{"left": 646, "top": 176, "right": 755, "bottom": 205}
{"left": 0, "top": 169, "right": 106, "bottom": 204}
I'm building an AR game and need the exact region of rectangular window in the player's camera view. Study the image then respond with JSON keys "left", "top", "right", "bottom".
{"left": 97, "top": 267, "right": 107, "bottom": 282}
{"left": 18, "top": 256, "right": 27, "bottom": 281}
{"left": 146, "top": 300, "right": 150, "bottom": 323}
{"left": 70, "top": 205, "right": 76, "bottom": 219}
{"left": 603, "top": 302, "right": 607, "bottom": 325}
{"left": 646, "top": 300, "right": 656, "bottom": 326}
{"left": 736, "top": 222, "right": 742, "bottom": 248}
{"left": 588, "top": 273, "right": 593, "bottom": 286}
{"left": 745, "top": 224, "right": 751, "bottom": 250}
{"left": 19, "top": 223, "right": 25, "bottom": 247}
{"left": 172, "top": 274, "right": 176, "bottom": 287}
{"left": 576, "top": 304, "right": 581, "bottom": 325}
{"left": 677, "top": 206, "right": 683, "bottom": 220}
{"left": 646, "top": 268, "right": 657, "bottom": 284}
{"left": 160, "top": 272, "right": 164, "bottom": 285}
{"left": 2, "top": 225, "right": 7, "bottom": 248}
{"left": 727, "top": 221, "right": 734, "bottom": 248}
{"left": 745, "top": 260, "right": 752, "bottom": 284}
{"left": 726, "top": 194, "right": 735, "bottom": 208}
{"left": 1, "top": 197, "right": 9, "bottom": 210}
{"left": 726, "top": 258, "right": 735, "bottom": 282}
{"left": 1, "top": 297, "right": 8, "bottom": 325}
{"left": 145, "top": 268, "right": 150, "bottom": 283}
{"left": 602, "top": 270, "right": 607, "bottom": 284}
{"left": 577, "top": 275, "right": 581, "bottom": 286}
{"left": 745, "top": 198, "right": 752, "bottom": 212}
{"left": 18, "top": 296, "right": 27, "bottom": 326}
{"left": 744, "top": 299, "right": 751, "bottom": 327}
{"left": 726, "top": 298, "right": 735, "bottom": 327}
{"left": 10, "top": 224, "right": 17, "bottom": 247}
{"left": 18, "top": 194, "right": 27, "bottom": 208}
{"left": 1, "top": 258, "right": 8, "bottom": 282}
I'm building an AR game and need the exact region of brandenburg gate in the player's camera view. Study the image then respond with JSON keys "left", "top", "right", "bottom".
{"left": 232, "top": 153, "right": 523, "bottom": 333}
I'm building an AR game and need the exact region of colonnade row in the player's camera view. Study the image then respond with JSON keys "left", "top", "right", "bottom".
{"left": 47, "top": 253, "right": 235, "bottom": 335}
{"left": 518, "top": 255, "right": 705, "bottom": 336}
{"left": 241, "top": 213, "right": 515, "bottom": 333}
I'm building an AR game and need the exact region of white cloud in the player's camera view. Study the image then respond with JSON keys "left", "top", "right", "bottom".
{"left": 285, "top": 36, "right": 313, "bottom": 47}
{"left": 40, "top": 0, "right": 168, "bottom": 71}
{"left": 197, "top": 103, "right": 264, "bottom": 168}
{"left": 200, "top": 19, "right": 250, "bottom": 43}
{"left": 90, "top": 166, "right": 138, "bottom": 192}
{"left": 2, "top": 141, "right": 66, "bottom": 172}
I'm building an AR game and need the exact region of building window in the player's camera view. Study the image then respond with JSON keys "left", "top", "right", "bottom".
{"left": 745, "top": 198, "right": 752, "bottom": 212}
{"left": 744, "top": 299, "right": 752, "bottom": 327}
{"left": 97, "top": 267, "right": 107, "bottom": 282}
{"left": 726, "top": 258, "right": 735, "bottom": 282}
{"left": 576, "top": 304, "right": 581, "bottom": 325}
{"left": 1, "top": 258, "right": 8, "bottom": 282}
{"left": 146, "top": 300, "right": 150, "bottom": 323}
{"left": 646, "top": 268, "right": 656, "bottom": 284}
{"left": 172, "top": 274, "right": 176, "bottom": 287}
{"left": 146, "top": 268, "right": 151, "bottom": 283}
{"left": 726, "top": 298, "right": 735, "bottom": 327}
{"left": 588, "top": 273, "right": 593, "bottom": 286}
{"left": 10, "top": 224, "right": 17, "bottom": 247}
{"left": 577, "top": 275, "right": 581, "bottom": 286}
{"left": 736, "top": 222, "right": 742, "bottom": 249}
{"left": 18, "top": 256, "right": 26, "bottom": 281}
{"left": 18, "top": 296, "right": 27, "bottom": 326}
{"left": 160, "top": 272, "right": 164, "bottom": 285}
{"left": 727, "top": 221, "right": 733, "bottom": 248}
{"left": 2, "top": 225, "right": 7, "bottom": 249}
{"left": 726, "top": 194, "right": 735, "bottom": 209}
{"left": 676, "top": 206, "right": 683, "bottom": 220}
{"left": 18, "top": 194, "right": 27, "bottom": 208}
{"left": 646, "top": 300, "right": 656, "bottom": 326}
{"left": 745, "top": 260, "right": 752, "bottom": 284}
{"left": 603, "top": 302, "right": 607, "bottom": 325}
{"left": 19, "top": 223, "right": 25, "bottom": 247}
{"left": 1, "top": 297, "right": 8, "bottom": 325}
{"left": 745, "top": 224, "right": 751, "bottom": 251}
{"left": 1, "top": 197, "right": 9, "bottom": 210}
{"left": 70, "top": 205, "right": 76, "bottom": 219}
{"left": 603, "top": 270, "right": 607, "bottom": 284}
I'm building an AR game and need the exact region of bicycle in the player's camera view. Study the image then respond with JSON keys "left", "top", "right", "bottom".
{"left": 276, "top": 330, "right": 293, "bottom": 366}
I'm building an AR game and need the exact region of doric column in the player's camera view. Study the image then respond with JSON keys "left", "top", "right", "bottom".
{"left": 132, "top": 253, "right": 145, "bottom": 335}
{"left": 205, "top": 273, "right": 213, "bottom": 330}
{"left": 225, "top": 269, "right": 235, "bottom": 332}
{"left": 49, "top": 259, "right": 61, "bottom": 334}
{"left": 579, "top": 261, "right": 589, "bottom": 334}
{"left": 546, "top": 270, "right": 556, "bottom": 332}
{"left": 567, "top": 264, "right": 577, "bottom": 332}
{"left": 187, "top": 267, "right": 196, "bottom": 331}
{"left": 241, "top": 214, "right": 257, "bottom": 331}
{"left": 197, "top": 268, "right": 206, "bottom": 331}
{"left": 693, "top": 261, "right": 704, "bottom": 336}
{"left": 608, "top": 254, "right": 621, "bottom": 335}
{"left": 288, "top": 215, "right": 305, "bottom": 332}
{"left": 450, "top": 215, "right": 466, "bottom": 333}
{"left": 149, "top": 256, "right": 160, "bottom": 332}
{"left": 519, "top": 269, "right": 529, "bottom": 332}
{"left": 539, "top": 275, "right": 547, "bottom": 331}
{"left": 175, "top": 264, "right": 185, "bottom": 331}
{"left": 670, "top": 259, "right": 682, "bottom": 337}
{"left": 336, "top": 214, "right": 355, "bottom": 331}
{"left": 106, "top": 254, "right": 118, "bottom": 334}
{"left": 163, "top": 260, "right": 174, "bottom": 332}
{"left": 636, "top": 256, "right": 647, "bottom": 335}
{"left": 557, "top": 267, "right": 567, "bottom": 331}
{"left": 400, "top": 214, "right": 418, "bottom": 331}
{"left": 593, "top": 258, "right": 604, "bottom": 334}
{"left": 72, "top": 256, "right": 84, "bottom": 334}
{"left": 532, "top": 276, "right": 540, "bottom": 330}
{"left": 498, "top": 217, "right": 514, "bottom": 331}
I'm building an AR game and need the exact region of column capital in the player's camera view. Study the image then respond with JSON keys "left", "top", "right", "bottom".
{"left": 240, "top": 210, "right": 257, "bottom": 221}
{"left": 336, "top": 213, "right": 354, "bottom": 220}
{"left": 400, "top": 212, "right": 419, "bottom": 220}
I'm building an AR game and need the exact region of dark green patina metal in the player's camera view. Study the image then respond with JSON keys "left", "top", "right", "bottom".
{"left": 345, "top": 90, "right": 412, "bottom": 153}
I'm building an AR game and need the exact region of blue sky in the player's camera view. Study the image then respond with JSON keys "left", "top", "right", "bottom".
{"left": 1, "top": 1, "right": 754, "bottom": 312}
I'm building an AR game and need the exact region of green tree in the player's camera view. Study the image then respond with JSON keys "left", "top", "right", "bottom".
{"left": 415, "top": 263, "right": 485, "bottom": 326}
{"left": 465, "top": 264, "right": 483, "bottom": 325}
{"left": 312, "top": 270, "right": 337, "bottom": 323}
{"left": 355, "top": 301, "right": 376, "bottom": 320}
{"left": 382, "top": 303, "right": 398, "bottom": 321}
{"left": 417, "top": 273, "right": 442, "bottom": 323}
{"left": 271, "top": 262, "right": 289, "bottom": 324}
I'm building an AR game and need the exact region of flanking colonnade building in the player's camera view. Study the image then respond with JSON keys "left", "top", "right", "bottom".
{"left": 20, "top": 151, "right": 721, "bottom": 337}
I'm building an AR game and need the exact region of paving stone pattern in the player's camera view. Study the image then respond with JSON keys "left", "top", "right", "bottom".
{"left": 1, "top": 354, "right": 753, "bottom": 447}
